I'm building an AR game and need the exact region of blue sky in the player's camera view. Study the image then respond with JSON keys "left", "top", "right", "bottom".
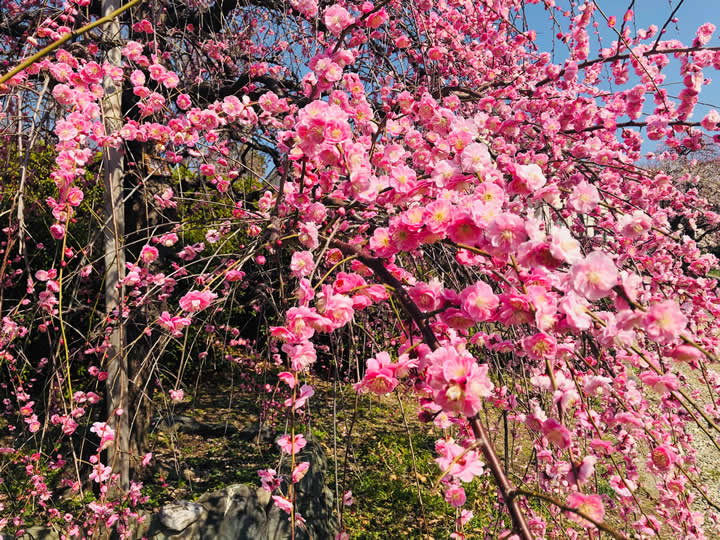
{"left": 522, "top": 1, "right": 720, "bottom": 154}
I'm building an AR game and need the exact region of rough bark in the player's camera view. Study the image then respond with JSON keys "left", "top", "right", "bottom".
{"left": 101, "top": 0, "right": 129, "bottom": 491}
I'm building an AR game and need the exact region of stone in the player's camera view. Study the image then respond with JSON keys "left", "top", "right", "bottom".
{"left": 140, "top": 435, "right": 338, "bottom": 540}
{"left": 16, "top": 526, "right": 60, "bottom": 540}
{"left": 159, "top": 501, "right": 206, "bottom": 531}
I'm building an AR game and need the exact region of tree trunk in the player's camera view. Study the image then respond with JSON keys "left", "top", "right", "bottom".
{"left": 102, "top": 0, "right": 129, "bottom": 492}
{"left": 121, "top": 138, "right": 176, "bottom": 476}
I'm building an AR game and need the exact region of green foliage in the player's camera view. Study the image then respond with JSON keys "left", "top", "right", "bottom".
{"left": 171, "top": 158, "right": 264, "bottom": 252}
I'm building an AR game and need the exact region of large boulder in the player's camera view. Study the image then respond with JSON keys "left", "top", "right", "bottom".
{"left": 138, "top": 435, "right": 338, "bottom": 540}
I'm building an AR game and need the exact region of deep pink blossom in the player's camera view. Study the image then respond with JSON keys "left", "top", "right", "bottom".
{"left": 179, "top": 290, "right": 217, "bottom": 312}
{"left": 277, "top": 434, "right": 307, "bottom": 455}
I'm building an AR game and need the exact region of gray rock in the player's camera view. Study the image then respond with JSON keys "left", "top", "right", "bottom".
{"left": 16, "top": 527, "right": 60, "bottom": 540}
{"left": 159, "top": 501, "right": 206, "bottom": 531}
{"left": 153, "top": 416, "right": 273, "bottom": 441}
{"left": 143, "top": 435, "right": 338, "bottom": 540}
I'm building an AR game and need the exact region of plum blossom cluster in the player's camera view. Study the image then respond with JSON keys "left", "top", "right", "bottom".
{"left": 4, "top": 0, "right": 720, "bottom": 538}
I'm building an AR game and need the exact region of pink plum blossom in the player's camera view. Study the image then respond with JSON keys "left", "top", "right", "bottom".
{"left": 324, "top": 5, "right": 355, "bottom": 35}
{"left": 278, "top": 371, "right": 296, "bottom": 388}
{"left": 179, "top": 290, "right": 217, "bottom": 312}
{"left": 409, "top": 279, "right": 443, "bottom": 312}
{"left": 283, "top": 340, "right": 317, "bottom": 371}
{"left": 426, "top": 346, "right": 493, "bottom": 416}
{"left": 542, "top": 418, "right": 571, "bottom": 449}
{"left": 618, "top": 211, "right": 652, "bottom": 239}
{"left": 549, "top": 227, "right": 582, "bottom": 264}
{"left": 285, "top": 384, "right": 314, "bottom": 410}
{"left": 566, "top": 493, "right": 605, "bottom": 526}
{"left": 639, "top": 371, "right": 679, "bottom": 394}
{"left": 569, "top": 251, "right": 618, "bottom": 301}
{"left": 158, "top": 312, "right": 192, "bottom": 337}
{"left": 568, "top": 181, "right": 599, "bottom": 213}
{"left": 701, "top": 109, "right": 720, "bottom": 130}
{"left": 435, "top": 438, "right": 484, "bottom": 483}
{"left": 354, "top": 352, "right": 398, "bottom": 395}
{"left": 292, "top": 462, "right": 310, "bottom": 483}
{"left": 642, "top": 300, "right": 687, "bottom": 344}
{"left": 444, "top": 485, "right": 467, "bottom": 508}
{"left": 669, "top": 344, "right": 704, "bottom": 363}
{"left": 90, "top": 422, "right": 115, "bottom": 450}
{"left": 272, "top": 495, "right": 293, "bottom": 514}
{"left": 277, "top": 434, "right": 307, "bottom": 455}
{"left": 511, "top": 163, "right": 547, "bottom": 194}
{"left": 522, "top": 333, "right": 557, "bottom": 360}
{"left": 485, "top": 213, "right": 528, "bottom": 255}
{"left": 460, "top": 142, "right": 491, "bottom": 173}
{"left": 89, "top": 463, "right": 112, "bottom": 483}
{"left": 140, "top": 245, "right": 159, "bottom": 264}
{"left": 460, "top": 281, "right": 499, "bottom": 322}
{"left": 649, "top": 444, "right": 677, "bottom": 471}
{"left": 290, "top": 251, "right": 315, "bottom": 278}
{"left": 259, "top": 468, "right": 280, "bottom": 492}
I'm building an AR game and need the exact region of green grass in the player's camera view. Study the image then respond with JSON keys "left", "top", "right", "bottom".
{"left": 309, "top": 390, "right": 503, "bottom": 539}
